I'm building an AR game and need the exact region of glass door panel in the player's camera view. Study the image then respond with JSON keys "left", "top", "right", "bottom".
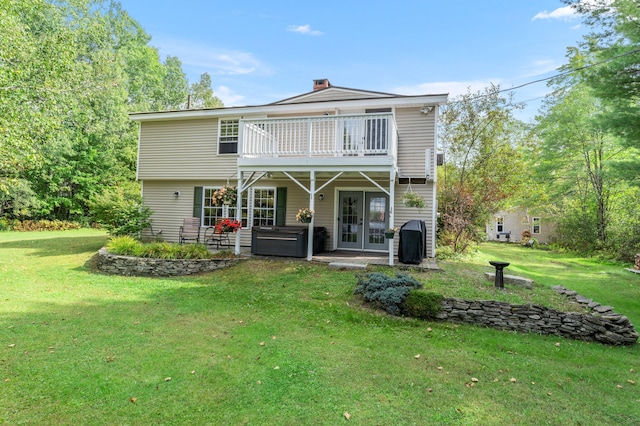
{"left": 364, "top": 193, "right": 388, "bottom": 250}
{"left": 338, "top": 191, "right": 362, "bottom": 249}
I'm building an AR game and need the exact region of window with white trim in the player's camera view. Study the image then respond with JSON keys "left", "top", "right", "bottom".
{"left": 202, "top": 186, "right": 275, "bottom": 228}
{"left": 532, "top": 217, "right": 541, "bottom": 234}
{"left": 219, "top": 119, "right": 239, "bottom": 154}
{"left": 251, "top": 188, "right": 275, "bottom": 227}
{"left": 496, "top": 217, "right": 504, "bottom": 233}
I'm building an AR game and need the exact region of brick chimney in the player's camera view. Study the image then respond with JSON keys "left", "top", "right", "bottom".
{"left": 313, "top": 79, "right": 331, "bottom": 91}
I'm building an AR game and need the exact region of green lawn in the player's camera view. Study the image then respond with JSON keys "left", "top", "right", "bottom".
{"left": 1, "top": 231, "right": 638, "bottom": 425}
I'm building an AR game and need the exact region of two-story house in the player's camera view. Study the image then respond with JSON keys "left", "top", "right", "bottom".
{"left": 130, "top": 79, "right": 448, "bottom": 265}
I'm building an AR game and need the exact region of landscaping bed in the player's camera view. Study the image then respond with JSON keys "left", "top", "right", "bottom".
{"left": 96, "top": 248, "right": 239, "bottom": 276}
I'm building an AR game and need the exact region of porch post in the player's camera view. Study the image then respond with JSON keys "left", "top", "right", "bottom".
{"left": 307, "top": 170, "right": 316, "bottom": 261}
{"left": 389, "top": 169, "right": 395, "bottom": 266}
{"left": 235, "top": 171, "right": 242, "bottom": 256}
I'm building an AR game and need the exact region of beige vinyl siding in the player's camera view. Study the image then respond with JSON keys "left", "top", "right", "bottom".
{"left": 142, "top": 181, "right": 206, "bottom": 243}
{"left": 396, "top": 107, "right": 435, "bottom": 177}
{"left": 393, "top": 185, "right": 435, "bottom": 257}
{"left": 142, "top": 176, "right": 436, "bottom": 257}
{"left": 143, "top": 180, "right": 254, "bottom": 246}
{"left": 393, "top": 107, "right": 436, "bottom": 256}
{"left": 283, "top": 178, "right": 434, "bottom": 256}
{"left": 138, "top": 119, "right": 237, "bottom": 180}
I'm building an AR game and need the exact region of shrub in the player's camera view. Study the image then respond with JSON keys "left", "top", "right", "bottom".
{"left": 107, "top": 236, "right": 141, "bottom": 255}
{"left": 402, "top": 290, "right": 443, "bottom": 319}
{"left": 106, "top": 237, "right": 220, "bottom": 260}
{"left": 11, "top": 220, "right": 81, "bottom": 232}
{"left": 0, "top": 218, "right": 17, "bottom": 231}
{"left": 89, "top": 184, "right": 152, "bottom": 237}
{"left": 354, "top": 272, "right": 423, "bottom": 315}
{"left": 176, "top": 243, "right": 212, "bottom": 259}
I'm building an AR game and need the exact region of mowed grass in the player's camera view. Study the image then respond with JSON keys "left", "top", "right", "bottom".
{"left": 0, "top": 231, "right": 638, "bottom": 425}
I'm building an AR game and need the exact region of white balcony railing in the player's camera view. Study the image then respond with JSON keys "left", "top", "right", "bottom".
{"left": 240, "top": 114, "right": 397, "bottom": 160}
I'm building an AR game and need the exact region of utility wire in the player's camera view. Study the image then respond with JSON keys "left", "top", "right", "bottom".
{"left": 447, "top": 47, "right": 640, "bottom": 105}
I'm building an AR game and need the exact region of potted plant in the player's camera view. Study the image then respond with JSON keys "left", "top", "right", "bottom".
{"left": 214, "top": 218, "right": 242, "bottom": 234}
{"left": 212, "top": 185, "right": 238, "bottom": 207}
{"left": 385, "top": 227, "right": 398, "bottom": 239}
{"left": 402, "top": 192, "right": 425, "bottom": 209}
{"left": 296, "top": 207, "right": 314, "bottom": 223}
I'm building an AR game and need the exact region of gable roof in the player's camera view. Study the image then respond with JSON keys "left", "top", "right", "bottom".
{"left": 273, "top": 85, "right": 400, "bottom": 105}
{"left": 129, "top": 83, "right": 448, "bottom": 122}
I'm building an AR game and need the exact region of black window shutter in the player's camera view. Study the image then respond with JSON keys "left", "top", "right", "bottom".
{"left": 276, "top": 187, "right": 287, "bottom": 226}
{"left": 193, "top": 187, "right": 203, "bottom": 219}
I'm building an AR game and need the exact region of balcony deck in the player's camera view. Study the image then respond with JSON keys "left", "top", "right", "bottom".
{"left": 238, "top": 113, "right": 397, "bottom": 171}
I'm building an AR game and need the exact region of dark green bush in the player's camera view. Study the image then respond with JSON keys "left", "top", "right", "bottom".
{"left": 354, "top": 272, "right": 423, "bottom": 315}
{"left": 402, "top": 290, "right": 443, "bottom": 319}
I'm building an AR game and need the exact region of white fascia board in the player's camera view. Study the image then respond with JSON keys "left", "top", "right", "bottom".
{"left": 129, "top": 94, "right": 449, "bottom": 122}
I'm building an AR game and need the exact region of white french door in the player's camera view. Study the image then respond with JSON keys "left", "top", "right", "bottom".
{"left": 337, "top": 191, "right": 389, "bottom": 251}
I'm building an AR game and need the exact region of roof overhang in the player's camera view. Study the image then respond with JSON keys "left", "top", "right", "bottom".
{"left": 129, "top": 94, "right": 449, "bottom": 122}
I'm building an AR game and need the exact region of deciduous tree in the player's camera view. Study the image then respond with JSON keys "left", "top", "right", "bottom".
{"left": 438, "top": 85, "right": 529, "bottom": 253}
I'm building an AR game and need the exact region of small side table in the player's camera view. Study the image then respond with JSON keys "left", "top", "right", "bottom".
{"left": 489, "top": 261, "right": 510, "bottom": 290}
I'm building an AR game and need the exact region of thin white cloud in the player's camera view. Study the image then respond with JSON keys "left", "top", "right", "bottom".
{"left": 216, "top": 85, "right": 245, "bottom": 107}
{"left": 532, "top": 0, "right": 613, "bottom": 21}
{"left": 287, "top": 24, "right": 323, "bottom": 36}
{"left": 532, "top": 6, "right": 576, "bottom": 21}
{"left": 153, "top": 37, "right": 271, "bottom": 76}
{"left": 518, "top": 59, "right": 561, "bottom": 79}
{"left": 392, "top": 80, "right": 501, "bottom": 97}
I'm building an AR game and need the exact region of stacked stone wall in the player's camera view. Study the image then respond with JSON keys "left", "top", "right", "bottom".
{"left": 436, "top": 297, "right": 637, "bottom": 345}
{"left": 96, "top": 248, "right": 239, "bottom": 277}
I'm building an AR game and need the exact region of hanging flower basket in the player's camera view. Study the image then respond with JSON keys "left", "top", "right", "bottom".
{"left": 214, "top": 218, "right": 242, "bottom": 234}
{"left": 402, "top": 192, "right": 425, "bottom": 209}
{"left": 296, "top": 207, "right": 314, "bottom": 223}
{"left": 212, "top": 185, "right": 238, "bottom": 207}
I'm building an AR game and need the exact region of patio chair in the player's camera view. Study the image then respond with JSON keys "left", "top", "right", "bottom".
{"left": 203, "top": 224, "right": 231, "bottom": 249}
{"left": 179, "top": 217, "right": 201, "bottom": 244}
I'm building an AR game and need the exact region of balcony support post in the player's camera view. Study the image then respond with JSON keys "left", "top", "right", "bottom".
{"left": 389, "top": 168, "right": 396, "bottom": 266}
{"left": 235, "top": 171, "right": 243, "bottom": 256}
{"left": 306, "top": 170, "right": 316, "bottom": 261}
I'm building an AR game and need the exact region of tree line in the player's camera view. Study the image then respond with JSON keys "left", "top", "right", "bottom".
{"left": 1, "top": 0, "right": 638, "bottom": 260}
{"left": 437, "top": 0, "right": 640, "bottom": 261}
{"left": 0, "top": 0, "right": 221, "bottom": 225}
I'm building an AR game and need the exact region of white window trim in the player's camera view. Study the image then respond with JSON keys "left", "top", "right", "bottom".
{"left": 532, "top": 217, "right": 541, "bottom": 234}
{"left": 202, "top": 185, "right": 276, "bottom": 229}
{"left": 248, "top": 186, "right": 276, "bottom": 228}
{"left": 218, "top": 117, "right": 240, "bottom": 155}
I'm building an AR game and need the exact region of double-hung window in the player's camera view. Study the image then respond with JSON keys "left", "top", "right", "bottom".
{"left": 202, "top": 186, "right": 275, "bottom": 228}
{"left": 251, "top": 188, "right": 275, "bottom": 227}
{"left": 532, "top": 217, "right": 541, "bottom": 234}
{"left": 219, "top": 119, "right": 239, "bottom": 154}
{"left": 496, "top": 217, "right": 504, "bottom": 233}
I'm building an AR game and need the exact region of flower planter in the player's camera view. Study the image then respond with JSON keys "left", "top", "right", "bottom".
{"left": 384, "top": 232, "right": 395, "bottom": 239}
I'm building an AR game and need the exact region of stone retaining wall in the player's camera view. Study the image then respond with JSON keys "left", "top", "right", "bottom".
{"left": 436, "top": 296, "right": 638, "bottom": 345}
{"left": 96, "top": 248, "right": 239, "bottom": 277}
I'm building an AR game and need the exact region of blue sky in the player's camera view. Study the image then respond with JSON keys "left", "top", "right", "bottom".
{"left": 117, "top": 0, "right": 590, "bottom": 121}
